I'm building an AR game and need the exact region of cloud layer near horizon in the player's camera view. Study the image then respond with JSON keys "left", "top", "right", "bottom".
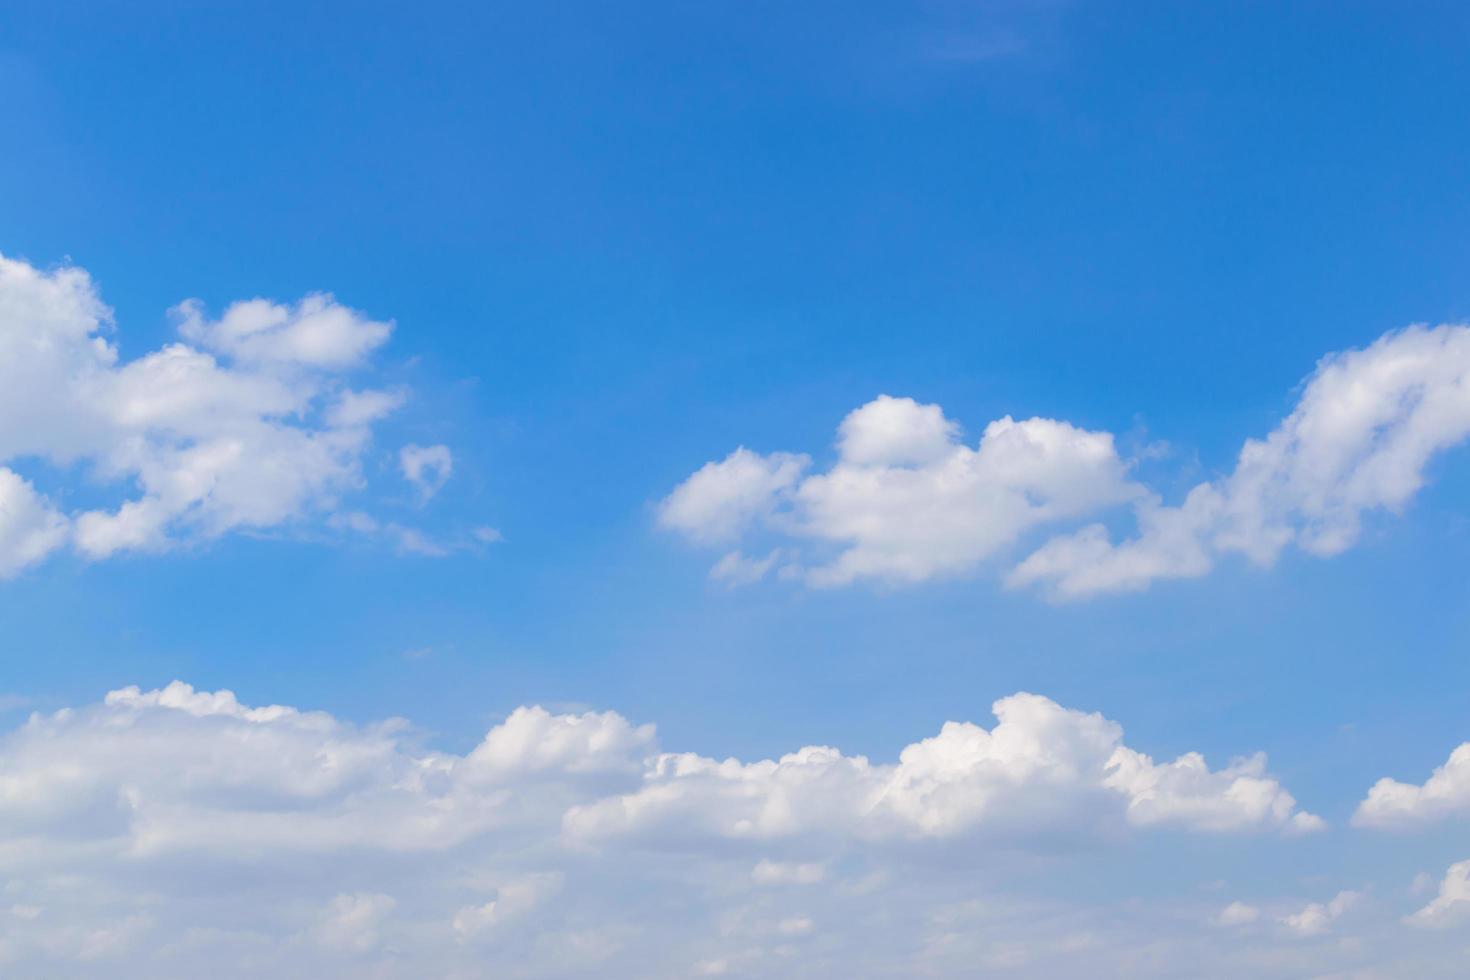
{"left": 663, "top": 324, "right": 1470, "bottom": 599}
{"left": 0, "top": 680, "right": 1351, "bottom": 977}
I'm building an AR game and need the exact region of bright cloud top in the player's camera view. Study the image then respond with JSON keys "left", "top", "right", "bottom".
{"left": 564, "top": 692, "right": 1323, "bottom": 845}
{"left": 662, "top": 325, "right": 1470, "bottom": 598}
{"left": 0, "top": 681, "right": 1321, "bottom": 976}
{"left": 1354, "top": 740, "right": 1470, "bottom": 829}
{"left": 661, "top": 396, "right": 1140, "bottom": 587}
{"left": 1407, "top": 860, "right": 1470, "bottom": 929}
{"left": 0, "top": 255, "right": 435, "bottom": 575}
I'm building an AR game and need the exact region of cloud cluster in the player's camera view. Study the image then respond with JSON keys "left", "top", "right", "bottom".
{"left": 565, "top": 692, "right": 1320, "bottom": 846}
{"left": 0, "top": 255, "right": 443, "bottom": 575}
{"left": 0, "top": 681, "right": 1323, "bottom": 977}
{"left": 663, "top": 325, "right": 1470, "bottom": 599}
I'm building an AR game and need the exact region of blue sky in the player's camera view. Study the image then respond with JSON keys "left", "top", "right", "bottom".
{"left": 4, "top": 2, "right": 1470, "bottom": 976}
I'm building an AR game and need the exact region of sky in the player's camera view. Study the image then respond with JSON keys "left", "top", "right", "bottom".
{"left": 2, "top": 1, "right": 1470, "bottom": 976}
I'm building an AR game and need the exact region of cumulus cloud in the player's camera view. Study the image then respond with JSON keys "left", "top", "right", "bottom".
{"left": 0, "top": 254, "right": 428, "bottom": 574}
{"left": 1354, "top": 741, "right": 1470, "bottom": 829}
{"left": 564, "top": 692, "right": 1319, "bottom": 847}
{"left": 661, "top": 396, "right": 1140, "bottom": 586}
{"left": 658, "top": 447, "right": 810, "bottom": 544}
{"left": 1407, "top": 860, "right": 1470, "bottom": 928}
{"left": 0, "top": 680, "right": 1325, "bottom": 976}
{"left": 663, "top": 326, "right": 1470, "bottom": 598}
{"left": 1014, "top": 324, "right": 1470, "bottom": 598}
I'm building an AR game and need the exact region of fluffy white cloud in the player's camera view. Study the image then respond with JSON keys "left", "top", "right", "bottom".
{"left": 0, "top": 254, "right": 430, "bottom": 574}
{"left": 658, "top": 447, "right": 810, "bottom": 544}
{"left": 665, "top": 326, "right": 1470, "bottom": 598}
{"left": 661, "top": 396, "right": 1140, "bottom": 586}
{"left": 1012, "top": 324, "right": 1470, "bottom": 598}
{"left": 174, "top": 294, "right": 391, "bottom": 369}
{"left": 564, "top": 692, "right": 1318, "bottom": 846}
{"left": 1106, "top": 747, "right": 1326, "bottom": 836}
{"left": 1407, "top": 860, "right": 1470, "bottom": 928}
{"left": 1354, "top": 742, "right": 1470, "bottom": 829}
{"left": 836, "top": 393, "right": 959, "bottom": 466}
{"left": 0, "top": 680, "right": 1330, "bottom": 977}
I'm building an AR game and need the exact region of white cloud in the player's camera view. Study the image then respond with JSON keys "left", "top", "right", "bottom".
{"left": 0, "top": 680, "right": 1330, "bottom": 976}
{"left": 0, "top": 469, "right": 68, "bottom": 577}
{"left": 664, "top": 326, "right": 1470, "bottom": 599}
{"left": 1354, "top": 742, "right": 1470, "bottom": 829}
{"left": 174, "top": 294, "right": 391, "bottom": 369}
{"left": 465, "top": 704, "right": 654, "bottom": 779}
{"left": 800, "top": 412, "right": 1142, "bottom": 587}
{"left": 564, "top": 692, "right": 1318, "bottom": 846}
{"left": 1107, "top": 747, "right": 1326, "bottom": 836}
{"left": 837, "top": 393, "right": 959, "bottom": 466}
{"left": 657, "top": 447, "right": 810, "bottom": 544}
{"left": 1407, "top": 860, "right": 1470, "bottom": 928}
{"left": 1012, "top": 324, "right": 1470, "bottom": 598}
{"left": 399, "top": 443, "right": 453, "bottom": 501}
{"left": 0, "top": 254, "right": 419, "bottom": 574}
{"left": 1215, "top": 901, "right": 1260, "bottom": 927}
{"left": 326, "top": 388, "right": 406, "bottom": 428}
{"left": 661, "top": 397, "right": 1140, "bottom": 586}
{"left": 1280, "top": 890, "right": 1360, "bottom": 937}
